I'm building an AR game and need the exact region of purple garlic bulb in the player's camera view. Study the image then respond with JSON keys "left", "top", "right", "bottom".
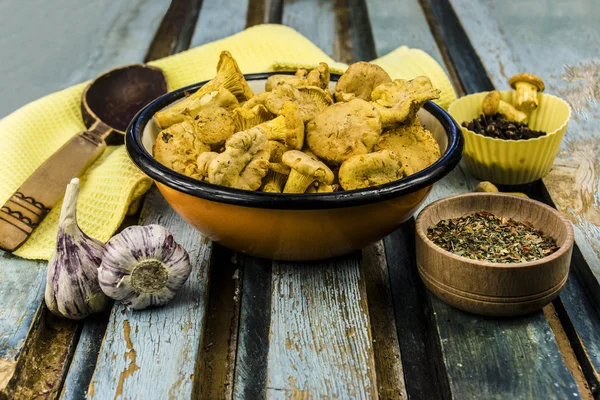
{"left": 98, "top": 225, "right": 192, "bottom": 310}
{"left": 45, "top": 178, "right": 109, "bottom": 320}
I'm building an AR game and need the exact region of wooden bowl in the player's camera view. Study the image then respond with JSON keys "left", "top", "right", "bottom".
{"left": 415, "top": 193, "right": 574, "bottom": 316}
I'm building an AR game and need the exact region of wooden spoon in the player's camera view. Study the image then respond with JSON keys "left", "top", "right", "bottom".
{"left": 0, "top": 64, "right": 167, "bottom": 251}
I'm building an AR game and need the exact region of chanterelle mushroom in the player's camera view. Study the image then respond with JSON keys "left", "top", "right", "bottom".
{"left": 232, "top": 104, "right": 273, "bottom": 132}
{"left": 193, "top": 107, "right": 235, "bottom": 145}
{"left": 374, "top": 117, "right": 441, "bottom": 174}
{"left": 153, "top": 121, "right": 210, "bottom": 179}
{"left": 482, "top": 90, "right": 527, "bottom": 123}
{"left": 260, "top": 141, "right": 291, "bottom": 192}
{"left": 338, "top": 150, "right": 404, "bottom": 191}
{"left": 196, "top": 151, "right": 219, "bottom": 180}
{"left": 306, "top": 99, "right": 382, "bottom": 166}
{"left": 282, "top": 150, "right": 334, "bottom": 193}
{"left": 255, "top": 101, "right": 304, "bottom": 150}
{"left": 265, "top": 62, "right": 331, "bottom": 91}
{"left": 334, "top": 62, "right": 392, "bottom": 102}
{"left": 155, "top": 51, "right": 253, "bottom": 128}
{"left": 370, "top": 76, "right": 440, "bottom": 127}
{"left": 207, "top": 128, "right": 269, "bottom": 190}
{"left": 508, "top": 73, "right": 545, "bottom": 114}
{"left": 265, "top": 84, "right": 333, "bottom": 123}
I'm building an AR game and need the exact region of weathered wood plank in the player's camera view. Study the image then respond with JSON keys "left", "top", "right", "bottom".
{"left": 266, "top": 256, "right": 378, "bottom": 399}
{"left": 2, "top": 310, "right": 80, "bottom": 399}
{"left": 190, "top": 0, "right": 249, "bottom": 47}
{"left": 246, "top": 0, "right": 283, "bottom": 27}
{"left": 432, "top": 295, "right": 580, "bottom": 400}
{"left": 359, "top": 243, "right": 407, "bottom": 399}
{"left": 144, "top": 0, "right": 202, "bottom": 62}
{"left": 368, "top": 0, "right": 585, "bottom": 398}
{"left": 233, "top": 256, "right": 272, "bottom": 399}
{"left": 0, "top": 255, "right": 45, "bottom": 391}
{"left": 60, "top": 313, "right": 109, "bottom": 400}
{"left": 448, "top": 0, "right": 600, "bottom": 385}
{"left": 0, "top": 0, "right": 171, "bottom": 118}
{"left": 87, "top": 188, "right": 212, "bottom": 399}
{"left": 365, "top": 0, "right": 446, "bottom": 71}
{"left": 282, "top": 0, "right": 336, "bottom": 57}
{"left": 0, "top": 1, "right": 171, "bottom": 395}
{"left": 194, "top": 244, "right": 243, "bottom": 400}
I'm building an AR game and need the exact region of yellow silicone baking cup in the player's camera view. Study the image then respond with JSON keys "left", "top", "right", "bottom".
{"left": 448, "top": 91, "right": 571, "bottom": 184}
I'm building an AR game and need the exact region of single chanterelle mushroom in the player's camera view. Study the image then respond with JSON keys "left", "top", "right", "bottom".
{"left": 474, "top": 181, "right": 528, "bottom": 197}
{"left": 474, "top": 181, "right": 499, "bottom": 192}
{"left": 261, "top": 170, "right": 289, "bottom": 193}
{"left": 281, "top": 150, "right": 334, "bottom": 193}
{"left": 196, "top": 151, "right": 219, "bottom": 180}
{"left": 261, "top": 141, "right": 291, "bottom": 192}
{"left": 265, "top": 84, "right": 333, "bottom": 122}
{"left": 155, "top": 51, "right": 254, "bottom": 128}
{"left": 255, "top": 101, "right": 304, "bottom": 150}
{"left": 232, "top": 104, "right": 273, "bottom": 132}
{"left": 207, "top": 128, "right": 270, "bottom": 190}
{"left": 192, "top": 107, "right": 235, "bottom": 145}
{"left": 265, "top": 62, "right": 331, "bottom": 91}
{"left": 334, "top": 62, "right": 392, "bottom": 102}
{"left": 370, "top": 76, "right": 440, "bottom": 127}
{"left": 153, "top": 121, "right": 210, "bottom": 179}
{"left": 338, "top": 150, "right": 404, "bottom": 191}
{"left": 482, "top": 90, "right": 527, "bottom": 123}
{"left": 374, "top": 117, "right": 441, "bottom": 174}
{"left": 306, "top": 99, "right": 382, "bottom": 166}
{"left": 508, "top": 73, "right": 545, "bottom": 114}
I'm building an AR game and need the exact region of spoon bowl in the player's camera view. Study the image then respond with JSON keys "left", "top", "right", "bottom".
{"left": 0, "top": 64, "right": 167, "bottom": 251}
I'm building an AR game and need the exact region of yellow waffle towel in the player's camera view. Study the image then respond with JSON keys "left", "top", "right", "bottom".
{"left": 0, "top": 24, "right": 456, "bottom": 260}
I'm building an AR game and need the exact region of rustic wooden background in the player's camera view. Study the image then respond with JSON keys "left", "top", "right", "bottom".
{"left": 0, "top": 0, "right": 599, "bottom": 399}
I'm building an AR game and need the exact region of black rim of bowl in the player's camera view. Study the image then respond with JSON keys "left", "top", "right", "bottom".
{"left": 126, "top": 72, "right": 464, "bottom": 210}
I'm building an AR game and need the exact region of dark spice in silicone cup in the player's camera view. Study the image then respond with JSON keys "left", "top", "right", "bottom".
{"left": 462, "top": 113, "right": 546, "bottom": 141}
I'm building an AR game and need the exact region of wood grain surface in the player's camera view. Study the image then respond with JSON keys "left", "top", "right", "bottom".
{"left": 190, "top": 0, "right": 249, "bottom": 47}
{"left": 0, "top": 256, "right": 45, "bottom": 392}
{"left": 267, "top": 257, "right": 378, "bottom": 399}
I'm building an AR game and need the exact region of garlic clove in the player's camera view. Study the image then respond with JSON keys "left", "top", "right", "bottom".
{"left": 98, "top": 224, "right": 192, "bottom": 310}
{"left": 45, "top": 178, "right": 109, "bottom": 320}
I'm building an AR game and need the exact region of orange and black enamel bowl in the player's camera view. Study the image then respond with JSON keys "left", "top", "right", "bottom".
{"left": 126, "top": 73, "right": 463, "bottom": 261}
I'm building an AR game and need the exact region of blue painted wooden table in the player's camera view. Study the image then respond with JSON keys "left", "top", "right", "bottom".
{"left": 0, "top": 1, "right": 599, "bottom": 399}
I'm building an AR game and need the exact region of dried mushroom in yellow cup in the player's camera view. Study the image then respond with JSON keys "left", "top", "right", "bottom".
{"left": 449, "top": 89, "right": 571, "bottom": 185}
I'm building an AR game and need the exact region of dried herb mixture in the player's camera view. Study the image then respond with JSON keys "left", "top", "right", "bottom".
{"left": 427, "top": 211, "right": 559, "bottom": 263}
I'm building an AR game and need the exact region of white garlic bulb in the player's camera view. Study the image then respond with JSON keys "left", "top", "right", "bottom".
{"left": 45, "top": 178, "right": 109, "bottom": 320}
{"left": 98, "top": 225, "right": 192, "bottom": 310}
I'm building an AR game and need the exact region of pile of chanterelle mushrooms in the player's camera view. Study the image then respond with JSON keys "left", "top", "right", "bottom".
{"left": 153, "top": 51, "right": 442, "bottom": 193}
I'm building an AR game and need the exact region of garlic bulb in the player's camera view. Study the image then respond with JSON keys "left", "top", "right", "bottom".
{"left": 98, "top": 225, "right": 192, "bottom": 310}
{"left": 45, "top": 178, "right": 109, "bottom": 320}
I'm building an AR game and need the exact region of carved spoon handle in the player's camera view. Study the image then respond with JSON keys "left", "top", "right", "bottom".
{"left": 0, "top": 126, "right": 109, "bottom": 251}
